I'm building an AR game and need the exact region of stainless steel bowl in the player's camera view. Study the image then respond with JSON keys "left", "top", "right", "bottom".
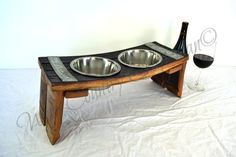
{"left": 70, "top": 57, "right": 121, "bottom": 77}
{"left": 118, "top": 49, "right": 162, "bottom": 68}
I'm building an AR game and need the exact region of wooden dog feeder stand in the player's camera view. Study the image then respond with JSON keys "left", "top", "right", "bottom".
{"left": 38, "top": 42, "right": 188, "bottom": 144}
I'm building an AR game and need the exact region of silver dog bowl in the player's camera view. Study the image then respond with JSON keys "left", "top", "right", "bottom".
{"left": 118, "top": 49, "right": 162, "bottom": 68}
{"left": 70, "top": 57, "right": 121, "bottom": 77}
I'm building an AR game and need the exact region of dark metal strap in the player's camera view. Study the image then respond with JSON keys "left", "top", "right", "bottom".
{"left": 145, "top": 42, "right": 183, "bottom": 60}
{"left": 48, "top": 56, "right": 77, "bottom": 82}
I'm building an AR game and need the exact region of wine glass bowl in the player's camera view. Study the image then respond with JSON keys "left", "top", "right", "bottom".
{"left": 189, "top": 46, "right": 216, "bottom": 91}
{"left": 193, "top": 54, "right": 214, "bottom": 69}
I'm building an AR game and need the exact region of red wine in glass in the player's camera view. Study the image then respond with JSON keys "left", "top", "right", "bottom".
{"left": 189, "top": 53, "right": 215, "bottom": 91}
{"left": 193, "top": 54, "right": 214, "bottom": 68}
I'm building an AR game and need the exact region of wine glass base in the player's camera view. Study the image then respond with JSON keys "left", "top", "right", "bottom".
{"left": 187, "top": 82, "right": 205, "bottom": 91}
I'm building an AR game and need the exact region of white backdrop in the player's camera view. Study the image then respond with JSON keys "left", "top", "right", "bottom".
{"left": 0, "top": 0, "right": 236, "bottom": 68}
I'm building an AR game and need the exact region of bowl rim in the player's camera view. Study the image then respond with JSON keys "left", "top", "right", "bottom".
{"left": 70, "top": 56, "right": 121, "bottom": 77}
{"left": 118, "top": 49, "right": 163, "bottom": 68}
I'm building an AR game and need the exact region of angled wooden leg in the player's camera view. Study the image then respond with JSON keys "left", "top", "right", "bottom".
{"left": 39, "top": 71, "right": 47, "bottom": 126}
{"left": 176, "top": 63, "right": 187, "bottom": 97}
{"left": 165, "top": 63, "right": 187, "bottom": 97}
{"left": 46, "top": 87, "right": 64, "bottom": 145}
{"left": 152, "top": 63, "right": 187, "bottom": 97}
{"left": 151, "top": 73, "right": 167, "bottom": 88}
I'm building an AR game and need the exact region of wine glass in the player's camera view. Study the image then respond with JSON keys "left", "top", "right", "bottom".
{"left": 188, "top": 43, "right": 216, "bottom": 91}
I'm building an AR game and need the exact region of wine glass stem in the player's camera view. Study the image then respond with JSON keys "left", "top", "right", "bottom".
{"left": 195, "top": 70, "right": 202, "bottom": 86}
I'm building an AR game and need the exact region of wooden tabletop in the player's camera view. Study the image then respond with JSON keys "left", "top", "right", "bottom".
{"left": 38, "top": 41, "right": 188, "bottom": 91}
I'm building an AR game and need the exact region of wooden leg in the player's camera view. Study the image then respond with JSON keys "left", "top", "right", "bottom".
{"left": 46, "top": 87, "right": 64, "bottom": 145}
{"left": 152, "top": 63, "right": 187, "bottom": 97}
{"left": 39, "top": 72, "right": 47, "bottom": 126}
{"left": 151, "top": 73, "right": 167, "bottom": 88}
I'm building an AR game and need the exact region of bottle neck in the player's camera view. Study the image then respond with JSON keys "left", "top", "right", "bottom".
{"left": 173, "top": 22, "right": 189, "bottom": 54}
{"left": 180, "top": 22, "right": 188, "bottom": 39}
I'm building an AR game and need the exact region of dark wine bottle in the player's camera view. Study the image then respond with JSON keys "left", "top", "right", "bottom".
{"left": 173, "top": 22, "right": 189, "bottom": 55}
